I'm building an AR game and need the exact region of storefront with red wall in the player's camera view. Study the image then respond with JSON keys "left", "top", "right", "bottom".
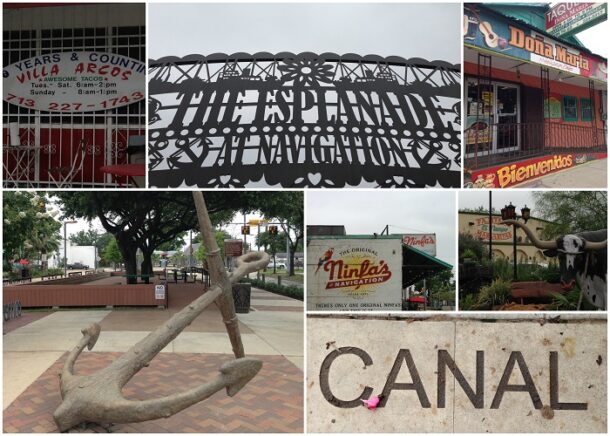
{"left": 2, "top": 3, "right": 145, "bottom": 188}
{"left": 463, "top": 3, "right": 607, "bottom": 188}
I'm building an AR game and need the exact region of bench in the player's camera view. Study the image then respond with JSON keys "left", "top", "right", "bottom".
{"left": 510, "top": 281, "right": 567, "bottom": 304}
{"left": 68, "top": 271, "right": 82, "bottom": 277}
{"left": 188, "top": 267, "right": 210, "bottom": 285}
{"left": 41, "top": 273, "right": 65, "bottom": 281}
{"left": 122, "top": 274, "right": 154, "bottom": 284}
{"left": 2, "top": 277, "right": 33, "bottom": 285}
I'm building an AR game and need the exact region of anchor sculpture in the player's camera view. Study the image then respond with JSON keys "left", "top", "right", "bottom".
{"left": 53, "top": 192, "right": 270, "bottom": 431}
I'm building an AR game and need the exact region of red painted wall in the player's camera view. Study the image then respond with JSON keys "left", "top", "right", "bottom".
{"left": 464, "top": 61, "right": 606, "bottom": 131}
{"left": 3, "top": 127, "right": 144, "bottom": 184}
{"left": 465, "top": 61, "right": 606, "bottom": 149}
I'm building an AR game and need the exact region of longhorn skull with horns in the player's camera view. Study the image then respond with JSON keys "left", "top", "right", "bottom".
{"left": 502, "top": 219, "right": 607, "bottom": 310}
{"left": 52, "top": 192, "right": 271, "bottom": 431}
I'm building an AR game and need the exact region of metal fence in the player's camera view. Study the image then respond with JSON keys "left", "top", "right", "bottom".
{"left": 465, "top": 121, "right": 607, "bottom": 169}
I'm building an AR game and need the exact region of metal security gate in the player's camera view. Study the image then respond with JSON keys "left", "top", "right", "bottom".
{"left": 2, "top": 4, "right": 145, "bottom": 188}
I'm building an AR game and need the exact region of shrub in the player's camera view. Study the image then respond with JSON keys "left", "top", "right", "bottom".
{"left": 459, "top": 233, "right": 487, "bottom": 260}
{"left": 459, "top": 294, "right": 478, "bottom": 311}
{"left": 240, "top": 277, "right": 303, "bottom": 301}
{"left": 477, "top": 279, "right": 511, "bottom": 307}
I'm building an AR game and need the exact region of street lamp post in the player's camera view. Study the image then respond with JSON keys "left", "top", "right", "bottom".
{"left": 189, "top": 229, "right": 193, "bottom": 267}
{"left": 63, "top": 220, "right": 77, "bottom": 277}
{"left": 501, "top": 203, "right": 530, "bottom": 280}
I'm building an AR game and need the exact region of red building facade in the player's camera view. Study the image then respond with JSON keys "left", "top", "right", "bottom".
{"left": 2, "top": 3, "right": 145, "bottom": 188}
{"left": 464, "top": 3, "right": 607, "bottom": 188}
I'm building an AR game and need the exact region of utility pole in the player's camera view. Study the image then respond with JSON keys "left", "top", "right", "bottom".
{"left": 243, "top": 215, "right": 247, "bottom": 251}
{"left": 63, "top": 220, "right": 77, "bottom": 276}
{"left": 285, "top": 226, "right": 290, "bottom": 273}
{"left": 189, "top": 229, "right": 193, "bottom": 267}
{"left": 489, "top": 191, "right": 492, "bottom": 260}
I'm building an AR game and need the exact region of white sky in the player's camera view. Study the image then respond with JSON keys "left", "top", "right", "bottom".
{"left": 575, "top": 19, "right": 608, "bottom": 58}
{"left": 458, "top": 190, "right": 538, "bottom": 216}
{"left": 148, "top": 2, "right": 461, "bottom": 63}
{"left": 306, "top": 190, "right": 456, "bottom": 266}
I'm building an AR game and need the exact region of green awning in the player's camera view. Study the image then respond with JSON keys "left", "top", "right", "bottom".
{"left": 402, "top": 244, "right": 452, "bottom": 288}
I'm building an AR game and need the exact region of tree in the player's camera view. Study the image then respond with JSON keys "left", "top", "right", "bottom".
{"left": 533, "top": 191, "right": 607, "bottom": 238}
{"left": 3, "top": 191, "right": 61, "bottom": 271}
{"left": 256, "top": 231, "right": 286, "bottom": 273}
{"left": 57, "top": 192, "right": 250, "bottom": 283}
{"left": 103, "top": 238, "right": 123, "bottom": 271}
{"left": 256, "top": 192, "right": 304, "bottom": 276}
{"left": 196, "top": 230, "right": 231, "bottom": 264}
{"left": 55, "top": 191, "right": 304, "bottom": 283}
{"left": 459, "top": 233, "right": 488, "bottom": 260}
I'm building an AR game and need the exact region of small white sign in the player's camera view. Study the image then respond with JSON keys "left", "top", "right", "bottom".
{"left": 3, "top": 51, "right": 145, "bottom": 112}
{"left": 155, "top": 284, "right": 165, "bottom": 300}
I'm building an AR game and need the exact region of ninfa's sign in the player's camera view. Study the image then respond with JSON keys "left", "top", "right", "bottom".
{"left": 402, "top": 234, "right": 436, "bottom": 256}
{"left": 308, "top": 317, "right": 607, "bottom": 433}
{"left": 307, "top": 237, "right": 402, "bottom": 311}
{"left": 3, "top": 51, "right": 145, "bottom": 112}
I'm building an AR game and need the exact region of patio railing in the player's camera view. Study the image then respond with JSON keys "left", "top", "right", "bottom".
{"left": 465, "top": 121, "right": 607, "bottom": 170}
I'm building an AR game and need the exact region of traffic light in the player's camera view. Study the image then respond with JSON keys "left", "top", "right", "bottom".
{"left": 268, "top": 225, "right": 278, "bottom": 235}
{"left": 241, "top": 225, "right": 250, "bottom": 235}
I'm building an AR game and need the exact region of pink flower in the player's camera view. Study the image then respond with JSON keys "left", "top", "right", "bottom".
{"left": 361, "top": 395, "right": 380, "bottom": 410}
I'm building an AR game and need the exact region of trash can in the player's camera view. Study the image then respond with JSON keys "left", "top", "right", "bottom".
{"left": 232, "top": 283, "right": 251, "bottom": 313}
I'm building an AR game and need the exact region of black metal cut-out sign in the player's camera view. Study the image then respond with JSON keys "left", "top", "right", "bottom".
{"left": 148, "top": 52, "right": 461, "bottom": 188}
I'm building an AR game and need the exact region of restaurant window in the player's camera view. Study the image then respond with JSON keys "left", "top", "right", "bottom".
{"left": 580, "top": 98, "right": 592, "bottom": 122}
{"left": 563, "top": 96, "right": 578, "bottom": 122}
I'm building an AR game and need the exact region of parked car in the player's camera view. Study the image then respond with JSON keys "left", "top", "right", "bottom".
{"left": 67, "top": 262, "right": 89, "bottom": 270}
{"left": 267, "top": 260, "right": 286, "bottom": 269}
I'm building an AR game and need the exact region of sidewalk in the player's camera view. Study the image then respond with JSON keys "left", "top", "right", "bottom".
{"left": 513, "top": 158, "right": 607, "bottom": 188}
{"left": 3, "top": 283, "right": 303, "bottom": 432}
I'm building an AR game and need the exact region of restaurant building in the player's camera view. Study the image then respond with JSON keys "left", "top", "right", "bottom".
{"left": 2, "top": 3, "right": 145, "bottom": 188}
{"left": 463, "top": 3, "right": 607, "bottom": 188}
{"left": 459, "top": 210, "right": 554, "bottom": 263}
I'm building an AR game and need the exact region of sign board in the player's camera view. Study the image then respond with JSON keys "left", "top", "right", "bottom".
{"left": 224, "top": 239, "right": 243, "bottom": 257}
{"left": 402, "top": 234, "right": 436, "bottom": 256}
{"left": 247, "top": 219, "right": 268, "bottom": 226}
{"left": 154, "top": 285, "right": 165, "bottom": 300}
{"left": 464, "top": 152, "right": 608, "bottom": 188}
{"left": 307, "top": 316, "right": 607, "bottom": 433}
{"left": 307, "top": 238, "right": 402, "bottom": 311}
{"left": 546, "top": 3, "right": 608, "bottom": 37}
{"left": 148, "top": 53, "right": 461, "bottom": 188}
{"left": 471, "top": 216, "right": 512, "bottom": 241}
{"left": 3, "top": 51, "right": 145, "bottom": 112}
{"left": 464, "top": 6, "right": 607, "bottom": 83}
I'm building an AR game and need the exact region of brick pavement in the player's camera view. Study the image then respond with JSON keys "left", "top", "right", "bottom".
{"left": 3, "top": 352, "right": 303, "bottom": 433}
{"left": 3, "top": 312, "right": 53, "bottom": 335}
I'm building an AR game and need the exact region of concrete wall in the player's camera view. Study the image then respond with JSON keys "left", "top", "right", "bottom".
{"left": 307, "top": 314, "right": 606, "bottom": 433}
